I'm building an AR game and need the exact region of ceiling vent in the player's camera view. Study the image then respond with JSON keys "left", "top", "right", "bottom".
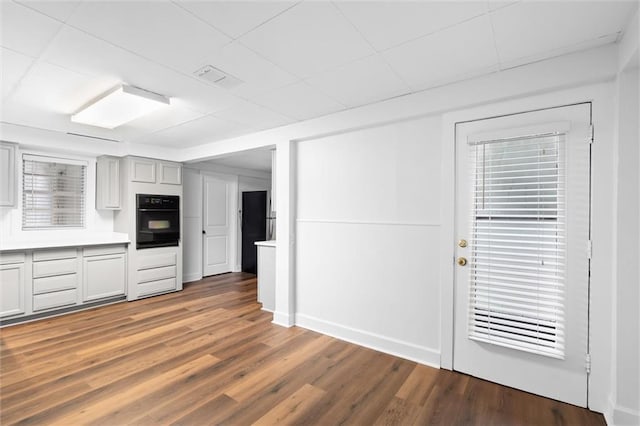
{"left": 193, "top": 65, "right": 243, "bottom": 89}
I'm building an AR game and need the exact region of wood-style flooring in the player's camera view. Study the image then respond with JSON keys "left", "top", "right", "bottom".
{"left": 1, "top": 273, "right": 606, "bottom": 425}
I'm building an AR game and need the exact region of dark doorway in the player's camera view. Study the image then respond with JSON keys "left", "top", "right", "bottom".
{"left": 241, "top": 191, "right": 267, "bottom": 274}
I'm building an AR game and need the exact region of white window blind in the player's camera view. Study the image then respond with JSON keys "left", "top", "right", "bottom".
{"left": 468, "top": 132, "right": 566, "bottom": 359}
{"left": 22, "top": 155, "right": 86, "bottom": 229}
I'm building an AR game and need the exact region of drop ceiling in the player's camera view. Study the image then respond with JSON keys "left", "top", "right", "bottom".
{"left": 1, "top": 0, "right": 636, "bottom": 149}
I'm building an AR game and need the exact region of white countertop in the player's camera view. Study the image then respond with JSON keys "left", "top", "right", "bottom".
{"left": 0, "top": 232, "right": 131, "bottom": 251}
{"left": 254, "top": 240, "right": 276, "bottom": 248}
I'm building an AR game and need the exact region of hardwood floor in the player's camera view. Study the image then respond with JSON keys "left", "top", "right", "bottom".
{"left": 1, "top": 273, "right": 605, "bottom": 425}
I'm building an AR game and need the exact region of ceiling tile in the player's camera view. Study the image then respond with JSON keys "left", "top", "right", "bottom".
{"left": 117, "top": 103, "right": 205, "bottom": 142}
{"left": 250, "top": 81, "right": 346, "bottom": 121}
{"left": 190, "top": 41, "right": 298, "bottom": 97}
{"left": 0, "top": 1, "right": 63, "bottom": 57}
{"left": 238, "top": 2, "right": 374, "bottom": 78}
{"left": 66, "top": 0, "right": 231, "bottom": 73}
{"left": 204, "top": 149, "right": 273, "bottom": 172}
{"left": 133, "top": 114, "right": 251, "bottom": 147}
{"left": 305, "top": 54, "right": 411, "bottom": 108}
{"left": 10, "top": 61, "right": 118, "bottom": 115}
{"left": 335, "top": 1, "right": 488, "bottom": 51}
{"left": 488, "top": 1, "right": 520, "bottom": 12}
{"left": 41, "top": 27, "right": 244, "bottom": 115}
{"left": 213, "top": 100, "right": 295, "bottom": 130}
{"left": 1, "top": 48, "right": 34, "bottom": 99}
{"left": 15, "top": 0, "right": 81, "bottom": 22}
{"left": 383, "top": 15, "right": 499, "bottom": 91}
{"left": 491, "top": 1, "right": 636, "bottom": 63}
{"left": 175, "top": 0, "right": 296, "bottom": 39}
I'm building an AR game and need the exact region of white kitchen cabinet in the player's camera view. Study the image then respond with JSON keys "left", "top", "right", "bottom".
{"left": 158, "top": 161, "right": 182, "bottom": 185}
{"left": 136, "top": 249, "right": 178, "bottom": 298}
{"left": 0, "top": 141, "right": 17, "bottom": 207}
{"left": 31, "top": 248, "right": 79, "bottom": 312}
{"left": 130, "top": 157, "right": 157, "bottom": 183}
{"left": 127, "top": 157, "right": 182, "bottom": 185}
{"left": 83, "top": 246, "right": 126, "bottom": 301}
{"left": 96, "top": 156, "right": 121, "bottom": 210}
{"left": 0, "top": 262, "right": 25, "bottom": 318}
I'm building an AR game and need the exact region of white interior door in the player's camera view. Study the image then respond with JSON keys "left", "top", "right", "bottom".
{"left": 453, "top": 103, "right": 591, "bottom": 407}
{"left": 203, "top": 174, "right": 236, "bottom": 277}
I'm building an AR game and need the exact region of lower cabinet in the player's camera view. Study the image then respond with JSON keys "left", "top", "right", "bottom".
{"left": 136, "top": 251, "right": 177, "bottom": 297}
{"left": 0, "top": 262, "right": 25, "bottom": 318}
{"left": 83, "top": 245, "right": 126, "bottom": 302}
{"left": 0, "top": 243, "right": 128, "bottom": 322}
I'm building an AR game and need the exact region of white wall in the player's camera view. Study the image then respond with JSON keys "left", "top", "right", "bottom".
{"left": 611, "top": 64, "right": 639, "bottom": 426}
{"left": 295, "top": 117, "right": 442, "bottom": 365}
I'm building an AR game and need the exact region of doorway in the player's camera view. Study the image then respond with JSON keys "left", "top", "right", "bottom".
{"left": 453, "top": 103, "right": 592, "bottom": 407}
{"left": 241, "top": 191, "right": 267, "bottom": 274}
{"left": 202, "top": 173, "right": 237, "bottom": 277}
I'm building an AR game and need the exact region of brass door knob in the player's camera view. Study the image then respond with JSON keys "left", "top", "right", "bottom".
{"left": 458, "top": 239, "right": 468, "bottom": 248}
{"left": 457, "top": 257, "right": 467, "bottom": 266}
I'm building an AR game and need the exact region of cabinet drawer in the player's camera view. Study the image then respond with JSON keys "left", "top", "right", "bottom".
{"left": 138, "top": 278, "right": 176, "bottom": 297}
{"left": 138, "top": 253, "right": 176, "bottom": 270}
{"left": 138, "top": 266, "right": 176, "bottom": 284}
{"left": 0, "top": 252, "right": 25, "bottom": 265}
{"left": 33, "top": 258, "right": 77, "bottom": 278}
{"left": 83, "top": 244, "right": 126, "bottom": 257}
{"left": 33, "top": 273, "right": 77, "bottom": 295}
{"left": 33, "top": 289, "right": 77, "bottom": 311}
{"left": 33, "top": 248, "right": 77, "bottom": 262}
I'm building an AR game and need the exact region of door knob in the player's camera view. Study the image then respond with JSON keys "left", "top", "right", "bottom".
{"left": 458, "top": 239, "right": 468, "bottom": 248}
{"left": 202, "top": 230, "right": 206, "bottom": 235}
{"left": 457, "top": 257, "right": 467, "bottom": 266}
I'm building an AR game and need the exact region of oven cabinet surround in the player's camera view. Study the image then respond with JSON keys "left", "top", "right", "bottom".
{"left": 0, "top": 243, "right": 127, "bottom": 321}
{"left": 115, "top": 156, "right": 183, "bottom": 301}
{"left": 0, "top": 141, "right": 17, "bottom": 207}
{"left": 255, "top": 241, "right": 275, "bottom": 312}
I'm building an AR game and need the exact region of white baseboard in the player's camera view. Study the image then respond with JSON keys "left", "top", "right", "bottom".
{"left": 605, "top": 396, "right": 640, "bottom": 426}
{"left": 183, "top": 272, "right": 203, "bottom": 283}
{"left": 295, "top": 313, "right": 440, "bottom": 368}
{"left": 272, "top": 311, "right": 295, "bottom": 327}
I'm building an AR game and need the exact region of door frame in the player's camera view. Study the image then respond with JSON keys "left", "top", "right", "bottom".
{"left": 201, "top": 171, "right": 239, "bottom": 276}
{"left": 439, "top": 84, "right": 612, "bottom": 410}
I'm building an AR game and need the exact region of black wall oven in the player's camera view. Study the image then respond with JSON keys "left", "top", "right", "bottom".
{"left": 136, "top": 194, "right": 180, "bottom": 249}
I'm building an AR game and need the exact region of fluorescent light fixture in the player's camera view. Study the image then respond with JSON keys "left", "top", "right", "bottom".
{"left": 71, "top": 85, "right": 170, "bottom": 129}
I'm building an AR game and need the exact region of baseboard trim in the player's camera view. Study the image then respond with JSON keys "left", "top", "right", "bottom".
{"left": 183, "top": 273, "right": 203, "bottom": 283}
{"left": 295, "top": 313, "right": 440, "bottom": 368}
{"left": 272, "top": 311, "right": 294, "bottom": 327}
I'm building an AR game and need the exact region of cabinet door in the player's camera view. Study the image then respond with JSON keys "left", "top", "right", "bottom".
{"left": 130, "top": 158, "right": 156, "bottom": 183}
{"left": 0, "top": 263, "right": 25, "bottom": 318}
{"left": 0, "top": 142, "right": 17, "bottom": 207}
{"left": 96, "top": 156, "right": 120, "bottom": 210}
{"left": 83, "top": 254, "right": 126, "bottom": 301}
{"left": 158, "top": 161, "right": 182, "bottom": 185}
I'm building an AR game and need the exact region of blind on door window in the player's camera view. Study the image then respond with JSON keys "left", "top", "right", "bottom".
{"left": 22, "top": 155, "right": 86, "bottom": 229}
{"left": 468, "top": 132, "right": 566, "bottom": 359}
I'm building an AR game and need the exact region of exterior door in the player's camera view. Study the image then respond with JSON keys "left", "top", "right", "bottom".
{"left": 453, "top": 103, "right": 591, "bottom": 407}
{"left": 203, "top": 174, "right": 236, "bottom": 276}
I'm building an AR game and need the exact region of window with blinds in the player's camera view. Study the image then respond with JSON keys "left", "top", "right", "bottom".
{"left": 22, "top": 155, "right": 86, "bottom": 229}
{"left": 468, "top": 132, "right": 566, "bottom": 359}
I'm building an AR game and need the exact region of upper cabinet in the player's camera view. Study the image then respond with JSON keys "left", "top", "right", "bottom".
{"left": 96, "top": 156, "right": 121, "bottom": 210}
{"left": 128, "top": 157, "right": 181, "bottom": 185}
{"left": 158, "top": 161, "right": 182, "bottom": 185}
{"left": 130, "top": 157, "right": 157, "bottom": 183}
{"left": 0, "top": 141, "right": 17, "bottom": 208}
